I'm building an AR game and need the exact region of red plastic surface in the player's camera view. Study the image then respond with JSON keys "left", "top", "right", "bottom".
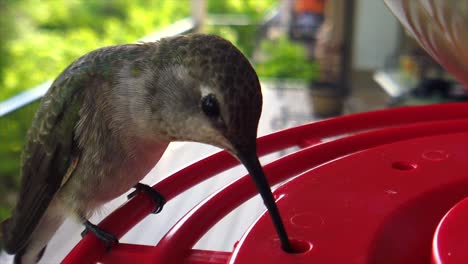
{"left": 432, "top": 197, "right": 468, "bottom": 264}
{"left": 63, "top": 103, "right": 468, "bottom": 264}
{"left": 231, "top": 132, "right": 468, "bottom": 263}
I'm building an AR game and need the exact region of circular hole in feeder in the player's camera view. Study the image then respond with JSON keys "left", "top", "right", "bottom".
{"left": 286, "top": 239, "right": 313, "bottom": 254}
{"left": 392, "top": 161, "right": 417, "bottom": 171}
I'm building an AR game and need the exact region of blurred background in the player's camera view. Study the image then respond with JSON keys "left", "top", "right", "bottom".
{"left": 0, "top": 0, "right": 467, "bottom": 257}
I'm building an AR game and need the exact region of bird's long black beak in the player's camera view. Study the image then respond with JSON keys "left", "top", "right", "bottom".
{"left": 236, "top": 149, "right": 292, "bottom": 252}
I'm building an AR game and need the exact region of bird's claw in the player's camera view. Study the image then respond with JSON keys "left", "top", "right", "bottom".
{"left": 127, "top": 183, "right": 166, "bottom": 214}
{"left": 82, "top": 220, "right": 119, "bottom": 251}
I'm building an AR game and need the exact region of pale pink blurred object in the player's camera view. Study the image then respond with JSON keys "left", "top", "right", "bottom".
{"left": 385, "top": 0, "right": 468, "bottom": 87}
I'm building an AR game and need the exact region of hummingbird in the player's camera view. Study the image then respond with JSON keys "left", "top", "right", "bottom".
{"left": 0, "top": 34, "right": 291, "bottom": 263}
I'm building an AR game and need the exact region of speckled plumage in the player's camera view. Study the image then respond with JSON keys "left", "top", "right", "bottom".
{"left": 0, "top": 34, "right": 288, "bottom": 264}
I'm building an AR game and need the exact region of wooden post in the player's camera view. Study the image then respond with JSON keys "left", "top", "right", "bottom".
{"left": 310, "top": 0, "right": 355, "bottom": 117}
{"left": 191, "top": 0, "right": 206, "bottom": 32}
{"left": 314, "top": 0, "right": 345, "bottom": 84}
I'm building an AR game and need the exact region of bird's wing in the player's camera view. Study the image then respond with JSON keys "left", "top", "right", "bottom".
{"left": 2, "top": 64, "right": 89, "bottom": 253}
{"left": 2, "top": 43, "right": 151, "bottom": 253}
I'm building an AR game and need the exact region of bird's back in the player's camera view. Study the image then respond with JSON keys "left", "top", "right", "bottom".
{"left": 1, "top": 43, "right": 153, "bottom": 254}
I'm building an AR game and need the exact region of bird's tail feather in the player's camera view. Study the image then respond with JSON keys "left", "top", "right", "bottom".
{"left": 0, "top": 218, "right": 9, "bottom": 250}
{"left": 0, "top": 218, "right": 15, "bottom": 264}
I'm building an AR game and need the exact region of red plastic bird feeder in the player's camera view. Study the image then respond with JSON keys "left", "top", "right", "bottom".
{"left": 63, "top": 103, "right": 468, "bottom": 264}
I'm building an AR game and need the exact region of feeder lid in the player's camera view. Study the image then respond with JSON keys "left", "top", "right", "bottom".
{"left": 230, "top": 132, "right": 468, "bottom": 263}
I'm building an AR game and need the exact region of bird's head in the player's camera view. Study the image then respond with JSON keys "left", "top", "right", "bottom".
{"left": 141, "top": 34, "right": 291, "bottom": 250}
{"left": 147, "top": 34, "right": 263, "bottom": 159}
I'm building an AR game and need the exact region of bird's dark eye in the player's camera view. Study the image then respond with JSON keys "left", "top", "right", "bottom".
{"left": 201, "top": 94, "right": 220, "bottom": 118}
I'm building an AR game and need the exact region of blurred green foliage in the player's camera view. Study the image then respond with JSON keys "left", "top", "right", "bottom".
{"left": 0, "top": 1, "right": 17, "bottom": 86}
{"left": 256, "top": 37, "right": 319, "bottom": 82}
{"left": 206, "top": 0, "right": 275, "bottom": 56}
{"left": 205, "top": 0, "right": 317, "bottom": 82}
{"left": 1, "top": 0, "right": 189, "bottom": 101}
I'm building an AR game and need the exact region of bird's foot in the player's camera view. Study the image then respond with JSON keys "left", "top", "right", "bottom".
{"left": 81, "top": 220, "right": 118, "bottom": 251}
{"left": 127, "top": 183, "right": 166, "bottom": 214}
